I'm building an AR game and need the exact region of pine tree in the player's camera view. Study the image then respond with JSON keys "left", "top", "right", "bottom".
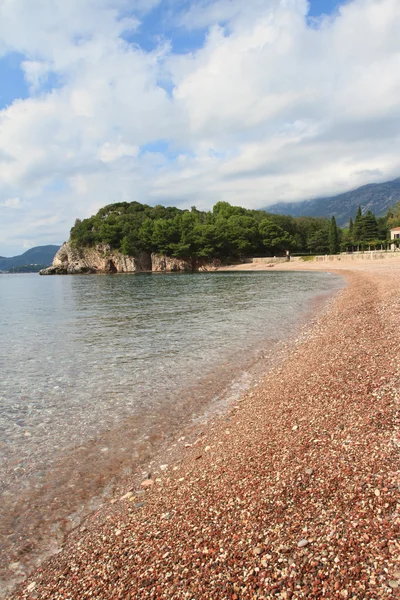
{"left": 362, "top": 210, "right": 379, "bottom": 242}
{"left": 353, "top": 206, "right": 363, "bottom": 244}
{"left": 349, "top": 217, "right": 354, "bottom": 243}
{"left": 329, "top": 216, "right": 340, "bottom": 254}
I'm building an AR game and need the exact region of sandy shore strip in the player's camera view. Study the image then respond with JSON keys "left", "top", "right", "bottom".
{"left": 12, "top": 261, "right": 400, "bottom": 599}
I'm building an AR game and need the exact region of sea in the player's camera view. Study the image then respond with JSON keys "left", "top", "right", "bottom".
{"left": 0, "top": 270, "right": 343, "bottom": 595}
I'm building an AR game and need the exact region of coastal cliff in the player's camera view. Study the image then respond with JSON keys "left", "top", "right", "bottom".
{"left": 40, "top": 243, "right": 220, "bottom": 274}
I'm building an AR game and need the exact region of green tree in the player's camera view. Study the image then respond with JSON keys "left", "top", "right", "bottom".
{"left": 68, "top": 200, "right": 345, "bottom": 261}
{"left": 151, "top": 219, "right": 180, "bottom": 255}
{"left": 387, "top": 201, "right": 400, "bottom": 229}
{"left": 225, "top": 215, "right": 259, "bottom": 257}
{"left": 348, "top": 217, "right": 354, "bottom": 243}
{"left": 361, "top": 210, "right": 379, "bottom": 242}
{"left": 377, "top": 216, "right": 389, "bottom": 241}
{"left": 307, "top": 229, "right": 329, "bottom": 254}
{"left": 329, "top": 216, "right": 340, "bottom": 254}
{"left": 259, "top": 220, "right": 293, "bottom": 256}
{"left": 353, "top": 205, "right": 363, "bottom": 244}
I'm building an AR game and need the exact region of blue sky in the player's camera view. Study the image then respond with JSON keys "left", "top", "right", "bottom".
{"left": 0, "top": 0, "right": 399, "bottom": 255}
{"left": 0, "top": 1, "right": 341, "bottom": 113}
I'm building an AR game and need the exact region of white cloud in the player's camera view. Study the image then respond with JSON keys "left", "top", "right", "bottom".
{"left": 1, "top": 0, "right": 400, "bottom": 254}
{"left": 1, "top": 197, "right": 21, "bottom": 208}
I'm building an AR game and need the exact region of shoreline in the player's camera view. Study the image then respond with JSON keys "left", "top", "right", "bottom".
{"left": 0, "top": 272, "right": 341, "bottom": 599}
{"left": 11, "top": 261, "right": 400, "bottom": 599}
{"left": 216, "top": 252, "right": 400, "bottom": 273}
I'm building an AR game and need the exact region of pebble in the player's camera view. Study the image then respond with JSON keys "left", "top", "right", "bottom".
{"left": 141, "top": 479, "right": 154, "bottom": 489}
{"left": 120, "top": 491, "right": 133, "bottom": 500}
{"left": 12, "top": 265, "right": 400, "bottom": 600}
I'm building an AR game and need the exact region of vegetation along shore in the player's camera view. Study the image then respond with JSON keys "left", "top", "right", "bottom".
{"left": 40, "top": 198, "right": 400, "bottom": 275}
{"left": 13, "top": 257, "right": 400, "bottom": 599}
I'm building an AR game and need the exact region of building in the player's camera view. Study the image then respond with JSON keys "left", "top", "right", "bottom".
{"left": 390, "top": 227, "right": 400, "bottom": 249}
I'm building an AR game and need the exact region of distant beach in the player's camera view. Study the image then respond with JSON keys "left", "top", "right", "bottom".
{"left": 11, "top": 257, "right": 400, "bottom": 599}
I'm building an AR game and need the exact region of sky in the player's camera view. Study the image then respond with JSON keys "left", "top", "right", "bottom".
{"left": 0, "top": 0, "right": 400, "bottom": 256}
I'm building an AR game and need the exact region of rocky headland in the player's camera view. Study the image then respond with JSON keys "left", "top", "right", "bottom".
{"left": 39, "top": 243, "right": 221, "bottom": 275}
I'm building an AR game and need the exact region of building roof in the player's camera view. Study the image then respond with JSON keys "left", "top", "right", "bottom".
{"left": 391, "top": 226, "right": 400, "bottom": 232}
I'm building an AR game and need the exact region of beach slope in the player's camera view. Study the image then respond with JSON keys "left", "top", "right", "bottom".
{"left": 14, "top": 261, "right": 400, "bottom": 599}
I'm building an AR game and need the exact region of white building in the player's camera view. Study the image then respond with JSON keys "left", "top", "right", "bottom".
{"left": 390, "top": 227, "right": 400, "bottom": 249}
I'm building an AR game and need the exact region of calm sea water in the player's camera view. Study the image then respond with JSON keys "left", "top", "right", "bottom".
{"left": 0, "top": 271, "right": 342, "bottom": 593}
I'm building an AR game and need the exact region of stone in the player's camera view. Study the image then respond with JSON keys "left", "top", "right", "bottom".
{"left": 297, "top": 539, "right": 309, "bottom": 548}
{"left": 26, "top": 582, "right": 36, "bottom": 592}
{"left": 389, "top": 581, "right": 399, "bottom": 589}
{"left": 305, "top": 468, "right": 314, "bottom": 476}
{"left": 141, "top": 479, "right": 154, "bottom": 489}
{"left": 253, "top": 546, "right": 263, "bottom": 556}
{"left": 120, "top": 491, "right": 134, "bottom": 500}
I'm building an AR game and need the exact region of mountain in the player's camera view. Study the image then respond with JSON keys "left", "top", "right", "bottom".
{"left": 0, "top": 245, "right": 60, "bottom": 272}
{"left": 266, "top": 178, "right": 400, "bottom": 227}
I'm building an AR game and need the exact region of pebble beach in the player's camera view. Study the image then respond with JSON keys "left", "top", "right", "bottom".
{"left": 12, "top": 259, "right": 400, "bottom": 599}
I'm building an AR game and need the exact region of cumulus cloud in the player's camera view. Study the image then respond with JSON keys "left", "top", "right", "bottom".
{"left": 0, "top": 0, "right": 400, "bottom": 254}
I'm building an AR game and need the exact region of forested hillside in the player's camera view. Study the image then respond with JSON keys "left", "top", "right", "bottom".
{"left": 70, "top": 200, "right": 398, "bottom": 260}
{"left": 267, "top": 178, "right": 400, "bottom": 226}
{"left": 0, "top": 246, "right": 60, "bottom": 272}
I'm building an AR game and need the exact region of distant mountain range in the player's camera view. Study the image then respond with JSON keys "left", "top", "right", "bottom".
{"left": 266, "top": 178, "right": 400, "bottom": 227}
{"left": 0, "top": 245, "right": 60, "bottom": 272}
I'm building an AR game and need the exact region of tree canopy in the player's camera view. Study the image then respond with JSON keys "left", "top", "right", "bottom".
{"left": 69, "top": 198, "right": 398, "bottom": 260}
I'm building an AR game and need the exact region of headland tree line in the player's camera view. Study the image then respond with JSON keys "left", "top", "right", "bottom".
{"left": 70, "top": 199, "right": 400, "bottom": 262}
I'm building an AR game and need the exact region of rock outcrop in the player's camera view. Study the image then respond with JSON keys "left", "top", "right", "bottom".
{"left": 151, "top": 254, "right": 193, "bottom": 272}
{"left": 40, "top": 243, "right": 220, "bottom": 275}
{"left": 40, "top": 243, "right": 152, "bottom": 275}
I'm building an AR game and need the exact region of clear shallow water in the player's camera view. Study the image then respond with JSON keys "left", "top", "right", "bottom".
{"left": 0, "top": 271, "right": 342, "bottom": 592}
